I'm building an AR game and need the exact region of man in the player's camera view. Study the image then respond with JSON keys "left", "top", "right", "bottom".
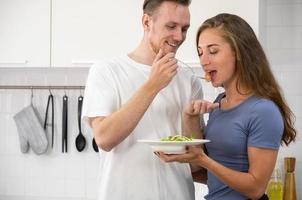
{"left": 82, "top": 0, "right": 203, "bottom": 199}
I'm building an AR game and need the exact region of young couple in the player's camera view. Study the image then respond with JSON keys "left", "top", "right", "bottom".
{"left": 82, "top": 1, "right": 296, "bottom": 200}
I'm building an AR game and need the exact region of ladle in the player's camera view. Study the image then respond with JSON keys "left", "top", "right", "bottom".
{"left": 75, "top": 95, "right": 86, "bottom": 152}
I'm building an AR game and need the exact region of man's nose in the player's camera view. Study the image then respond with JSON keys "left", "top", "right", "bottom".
{"left": 173, "top": 29, "right": 185, "bottom": 42}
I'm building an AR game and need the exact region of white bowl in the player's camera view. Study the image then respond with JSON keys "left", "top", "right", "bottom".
{"left": 151, "top": 144, "right": 186, "bottom": 154}
{"left": 137, "top": 139, "right": 210, "bottom": 154}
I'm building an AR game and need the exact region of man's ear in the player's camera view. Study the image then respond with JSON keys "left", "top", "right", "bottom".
{"left": 142, "top": 14, "right": 151, "bottom": 31}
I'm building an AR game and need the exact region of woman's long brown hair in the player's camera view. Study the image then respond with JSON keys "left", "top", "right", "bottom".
{"left": 196, "top": 13, "right": 296, "bottom": 146}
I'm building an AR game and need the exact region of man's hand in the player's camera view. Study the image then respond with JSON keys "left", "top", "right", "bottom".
{"left": 147, "top": 48, "right": 178, "bottom": 92}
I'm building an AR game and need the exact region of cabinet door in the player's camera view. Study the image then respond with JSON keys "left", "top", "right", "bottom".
{"left": 52, "top": 0, "right": 259, "bottom": 67}
{"left": 0, "top": 0, "right": 50, "bottom": 67}
{"left": 179, "top": 0, "right": 260, "bottom": 63}
{"left": 52, "top": 0, "right": 142, "bottom": 67}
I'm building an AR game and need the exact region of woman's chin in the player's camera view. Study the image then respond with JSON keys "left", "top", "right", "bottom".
{"left": 211, "top": 82, "right": 220, "bottom": 88}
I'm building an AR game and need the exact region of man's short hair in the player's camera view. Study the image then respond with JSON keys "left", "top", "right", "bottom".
{"left": 143, "top": 0, "right": 191, "bottom": 15}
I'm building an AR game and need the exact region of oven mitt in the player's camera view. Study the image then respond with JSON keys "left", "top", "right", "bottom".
{"left": 13, "top": 104, "right": 48, "bottom": 155}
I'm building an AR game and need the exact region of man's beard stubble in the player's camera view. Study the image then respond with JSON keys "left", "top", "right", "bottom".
{"left": 150, "top": 40, "right": 178, "bottom": 56}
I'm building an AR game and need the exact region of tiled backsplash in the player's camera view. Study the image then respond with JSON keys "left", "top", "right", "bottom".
{"left": 0, "top": 68, "right": 100, "bottom": 200}
{"left": 262, "top": 0, "right": 302, "bottom": 196}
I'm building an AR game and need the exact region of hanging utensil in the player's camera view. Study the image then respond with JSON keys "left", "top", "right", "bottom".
{"left": 43, "top": 89, "right": 54, "bottom": 148}
{"left": 75, "top": 95, "right": 86, "bottom": 152}
{"left": 92, "top": 137, "right": 99, "bottom": 152}
{"left": 62, "top": 94, "right": 68, "bottom": 153}
{"left": 14, "top": 88, "right": 48, "bottom": 154}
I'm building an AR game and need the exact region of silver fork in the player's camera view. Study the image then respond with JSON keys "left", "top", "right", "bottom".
{"left": 177, "top": 59, "right": 207, "bottom": 80}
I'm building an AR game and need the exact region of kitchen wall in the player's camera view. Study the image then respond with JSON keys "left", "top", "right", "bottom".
{"left": 260, "top": 0, "right": 302, "bottom": 198}
{"left": 0, "top": 1, "right": 301, "bottom": 200}
{"left": 0, "top": 68, "right": 100, "bottom": 200}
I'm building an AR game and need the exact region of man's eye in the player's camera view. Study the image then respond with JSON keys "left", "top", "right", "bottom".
{"left": 166, "top": 25, "right": 176, "bottom": 29}
{"left": 182, "top": 28, "right": 188, "bottom": 33}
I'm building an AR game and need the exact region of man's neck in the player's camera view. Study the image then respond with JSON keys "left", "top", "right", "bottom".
{"left": 128, "top": 40, "right": 156, "bottom": 66}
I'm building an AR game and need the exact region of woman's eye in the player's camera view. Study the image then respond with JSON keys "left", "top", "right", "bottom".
{"left": 209, "top": 50, "right": 218, "bottom": 54}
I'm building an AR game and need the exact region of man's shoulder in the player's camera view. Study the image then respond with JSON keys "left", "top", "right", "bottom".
{"left": 93, "top": 56, "right": 126, "bottom": 68}
{"left": 90, "top": 56, "right": 129, "bottom": 74}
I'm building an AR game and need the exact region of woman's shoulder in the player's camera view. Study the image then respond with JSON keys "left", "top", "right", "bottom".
{"left": 249, "top": 97, "right": 280, "bottom": 113}
{"left": 247, "top": 97, "right": 283, "bottom": 125}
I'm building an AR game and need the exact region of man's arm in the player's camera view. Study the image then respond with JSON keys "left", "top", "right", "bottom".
{"left": 90, "top": 51, "right": 178, "bottom": 151}
{"left": 90, "top": 83, "right": 158, "bottom": 151}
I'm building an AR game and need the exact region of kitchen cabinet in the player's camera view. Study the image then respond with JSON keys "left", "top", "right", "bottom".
{"left": 51, "top": 0, "right": 142, "bottom": 67}
{"left": 179, "top": 0, "right": 260, "bottom": 62}
{"left": 0, "top": 0, "right": 259, "bottom": 68}
{"left": 0, "top": 0, "right": 50, "bottom": 67}
{"left": 52, "top": 0, "right": 260, "bottom": 67}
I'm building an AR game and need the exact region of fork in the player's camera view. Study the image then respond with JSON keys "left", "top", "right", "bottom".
{"left": 177, "top": 59, "right": 207, "bottom": 80}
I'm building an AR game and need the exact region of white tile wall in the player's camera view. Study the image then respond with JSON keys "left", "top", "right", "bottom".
{"left": 262, "top": 0, "right": 302, "bottom": 198}
{"left": 0, "top": 68, "right": 99, "bottom": 200}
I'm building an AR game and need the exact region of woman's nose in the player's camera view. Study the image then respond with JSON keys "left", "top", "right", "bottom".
{"left": 200, "top": 54, "right": 210, "bottom": 66}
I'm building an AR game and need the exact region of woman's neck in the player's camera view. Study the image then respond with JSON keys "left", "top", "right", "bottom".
{"left": 221, "top": 86, "right": 253, "bottom": 108}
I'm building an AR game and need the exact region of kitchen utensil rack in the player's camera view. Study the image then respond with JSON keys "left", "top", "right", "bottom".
{"left": 0, "top": 85, "right": 85, "bottom": 90}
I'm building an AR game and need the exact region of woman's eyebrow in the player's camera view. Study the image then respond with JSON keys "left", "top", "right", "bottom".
{"left": 198, "top": 44, "right": 220, "bottom": 49}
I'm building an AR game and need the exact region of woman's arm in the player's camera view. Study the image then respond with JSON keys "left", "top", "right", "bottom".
{"left": 182, "top": 114, "right": 202, "bottom": 139}
{"left": 159, "top": 146, "right": 277, "bottom": 199}
{"left": 182, "top": 100, "right": 219, "bottom": 138}
{"left": 181, "top": 100, "right": 219, "bottom": 179}
{"left": 202, "top": 147, "right": 277, "bottom": 199}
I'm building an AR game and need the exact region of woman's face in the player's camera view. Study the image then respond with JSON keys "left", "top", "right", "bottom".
{"left": 197, "top": 28, "right": 236, "bottom": 88}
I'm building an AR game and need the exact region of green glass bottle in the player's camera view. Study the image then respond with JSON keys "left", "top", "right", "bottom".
{"left": 267, "top": 167, "right": 283, "bottom": 200}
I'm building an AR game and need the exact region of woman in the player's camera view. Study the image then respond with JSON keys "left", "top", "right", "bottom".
{"left": 158, "top": 13, "right": 297, "bottom": 200}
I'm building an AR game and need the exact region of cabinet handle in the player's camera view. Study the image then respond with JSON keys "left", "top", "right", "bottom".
{"left": 0, "top": 60, "right": 28, "bottom": 64}
{"left": 71, "top": 61, "right": 94, "bottom": 65}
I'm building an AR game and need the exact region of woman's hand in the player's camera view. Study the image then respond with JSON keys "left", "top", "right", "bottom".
{"left": 156, "top": 146, "right": 207, "bottom": 166}
{"left": 184, "top": 100, "right": 219, "bottom": 116}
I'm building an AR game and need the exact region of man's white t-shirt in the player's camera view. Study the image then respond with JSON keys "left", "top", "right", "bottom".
{"left": 82, "top": 55, "right": 204, "bottom": 200}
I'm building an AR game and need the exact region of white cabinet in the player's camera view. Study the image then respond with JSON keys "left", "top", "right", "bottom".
{"left": 0, "top": 0, "right": 50, "bottom": 67}
{"left": 179, "top": 0, "right": 260, "bottom": 63}
{"left": 52, "top": 0, "right": 260, "bottom": 67}
{"left": 51, "top": 0, "right": 143, "bottom": 67}
{"left": 0, "top": 0, "right": 260, "bottom": 68}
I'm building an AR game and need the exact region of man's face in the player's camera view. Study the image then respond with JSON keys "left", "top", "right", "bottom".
{"left": 146, "top": 1, "right": 190, "bottom": 55}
